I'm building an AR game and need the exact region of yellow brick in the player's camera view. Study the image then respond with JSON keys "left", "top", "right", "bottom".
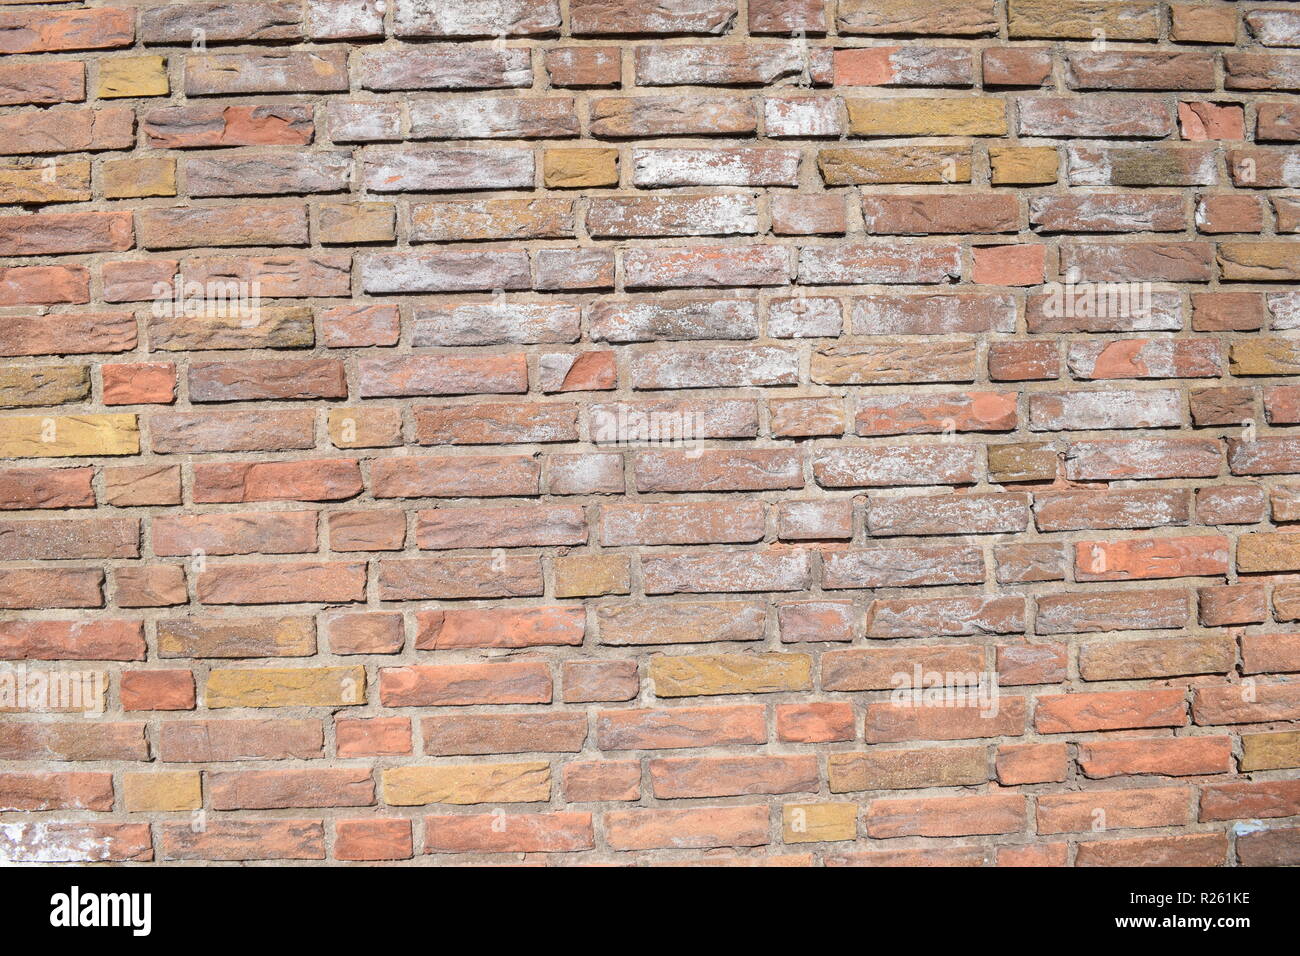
{"left": 328, "top": 407, "right": 402, "bottom": 448}
{"left": 650, "top": 652, "right": 812, "bottom": 697}
{"left": 1008, "top": 0, "right": 1159, "bottom": 40}
{"left": 103, "top": 156, "right": 176, "bottom": 198}
{"left": 123, "top": 771, "right": 201, "bottom": 812}
{"left": 847, "top": 97, "right": 1007, "bottom": 137}
{"left": 989, "top": 442, "right": 1057, "bottom": 483}
{"left": 1230, "top": 339, "right": 1300, "bottom": 376}
{"left": 0, "top": 366, "right": 90, "bottom": 408}
{"left": 1241, "top": 731, "right": 1300, "bottom": 771}
{"left": 990, "top": 146, "right": 1058, "bottom": 185}
{"left": 97, "top": 56, "right": 169, "bottom": 98}
{"left": 0, "top": 414, "right": 139, "bottom": 458}
{"left": 0, "top": 162, "right": 91, "bottom": 204}
{"left": 1218, "top": 242, "right": 1300, "bottom": 281}
{"left": 382, "top": 762, "right": 550, "bottom": 806}
{"left": 555, "top": 554, "right": 631, "bottom": 597}
{"left": 818, "top": 146, "right": 971, "bottom": 185}
{"left": 1237, "top": 533, "right": 1300, "bottom": 574}
{"left": 205, "top": 666, "right": 366, "bottom": 708}
{"left": 782, "top": 803, "right": 858, "bottom": 843}
{"left": 829, "top": 748, "right": 988, "bottom": 792}
{"left": 318, "top": 202, "right": 396, "bottom": 244}
{"left": 544, "top": 148, "right": 619, "bottom": 188}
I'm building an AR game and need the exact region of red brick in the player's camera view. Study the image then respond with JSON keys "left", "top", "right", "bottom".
{"left": 563, "top": 660, "right": 639, "bottom": 703}
{"left": 1237, "top": 828, "right": 1300, "bottom": 866}
{"left": 422, "top": 713, "right": 586, "bottom": 756}
{"left": 1200, "top": 780, "right": 1300, "bottom": 822}
{"left": 102, "top": 363, "right": 175, "bottom": 405}
{"left": 0, "top": 771, "right": 113, "bottom": 811}
{"left": 0, "top": 265, "right": 90, "bottom": 306}
{"left": 863, "top": 699, "right": 1026, "bottom": 743}
{"left": 777, "top": 703, "right": 855, "bottom": 743}
{"left": 208, "top": 768, "right": 374, "bottom": 810}
{"left": 597, "top": 706, "right": 766, "bottom": 751}
{"left": 196, "top": 562, "right": 365, "bottom": 606}
{"left": 563, "top": 761, "right": 641, "bottom": 802}
{"left": 379, "top": 662, "right": 551, "bottom": 707}
{"left": 1037, "top": 787, "right": 1192, "bottom": 834}
{"left": 0, "top": 620, "right": 143, "bottom": 661}
{"left": 1078, "top": 736, "right": 1233, "bottom": 778}
{"left": 1035, "top": 690, "right": 1188, "bottom": 733}
{"left": 604, "top": 805, "right": 769, "bottom": 852}
{"left": 0, "top": 823, "right": 151, "bottom": 863}
{"left": 0, "top": 61, "right": 85, "bottom": 106}
{"left": 328, "top": 612, "right": 405, "bottom": 655}
{"left": 996, "top": 743, "right": 1068, "bottom": 785}
{"left": 0, "top": 212, "right": 132, "bottom": 257}
{"left": 547, "top": 47, "right": 621, "bottom": 87}
{"left": 998, "top": 843, "right": 1068, "bottom": 867}
{"left": 161, "top": 821, "right": 324, "bottom": 861}
{"left": 336, "top": 717, "right": 412, "bottom": 758}
{"left": 972, "top": 245, "right": 1044, "bottom": 286}
{"left": 121, "top": 670, "right": 195, "bottom": 711}
{"left": 649, "top": 755, "right": 817, "bottom": 799}
{"left": 426, "top": 812, "right": 594, "bottom": 854}
{"left": 1076, "top": 833, "right": 1227, "bottom": 867}
{"left": 0, "top": 9, "right": 133, "bottom": 54}
{"left": 193, "top": 459, "right": 363, "bottom": 503}
{"left": 335, "top": 819, "right": 412, "bottom": 861}
{"left": 865, "top": 794, "right": 1025, "bottom": 838}
{"left": 0, "top": 107, "right": 133, "bottom": 155}
{"left": 377, "top": 555, "right": 543, "bottom": 601}
{"left": 158, "top": 719, "right": 323, "bottom": 761}
{"left": 143, "top": 104, "right": 314, "bottom": 148}
{"left": 983, "top": 47, "right": 1051, "bottom": 86}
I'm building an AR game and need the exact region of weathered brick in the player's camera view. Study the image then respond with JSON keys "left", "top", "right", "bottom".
{"left": 571, "top": 0, "right": 737, "bottom": 36}
{"left": 650, "top": 652, "right": 811, "bottom": 697}
{"left": 382, "top": 763, "right": 550, "bottom": 806}
{"left": 1037, "top": 787, "right": 1191, "bottom": 834}
{"left": 157, "top": 616, "right": 316, "bottom": 658}
{"left": 0, "top": 9, "right": 134, "bottom": 54}
{"left": 865, "top": 794, "right": 1025, "bottom": 838}
{"left": 206, "top": 666, "right": 366, "bottom": 708}
{"left": 161, "top": 821, "right": 323, "bottom": 861}
{"left": 143, "top": 104, "right": 314, "bottom": 148}
{"left": 186, "top": 51, "right": 348, "bottom": 95}
{"left": 1035, "top": 690, "right": 1187, "bottom": 733}
{"left": 597, "top": 705, "right": 765, "bottom": 751}
{"left": 6, "top": 0, "right": 1296, "bottom": 871}
{"left": 839, "top": 0, "right": 995, "bottom": 36}
{"left": 846, "top": 97, "right": 1006, "bottom": 136}
{"left": 605, "top": 805, "right": 768, "bottom": 851}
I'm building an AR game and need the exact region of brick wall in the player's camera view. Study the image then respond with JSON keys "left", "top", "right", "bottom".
{"left": 1, "top": 0, "right": 1299, "bottom": 866}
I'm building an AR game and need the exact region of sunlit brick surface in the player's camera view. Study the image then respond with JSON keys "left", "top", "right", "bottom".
{"left": 1, "top": 0, "right": 1299, "bottom": 866}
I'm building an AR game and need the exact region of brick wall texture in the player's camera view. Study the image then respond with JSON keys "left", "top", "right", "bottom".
{"left": 3, "top": 0, "right": 1300, "bottom": 868}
